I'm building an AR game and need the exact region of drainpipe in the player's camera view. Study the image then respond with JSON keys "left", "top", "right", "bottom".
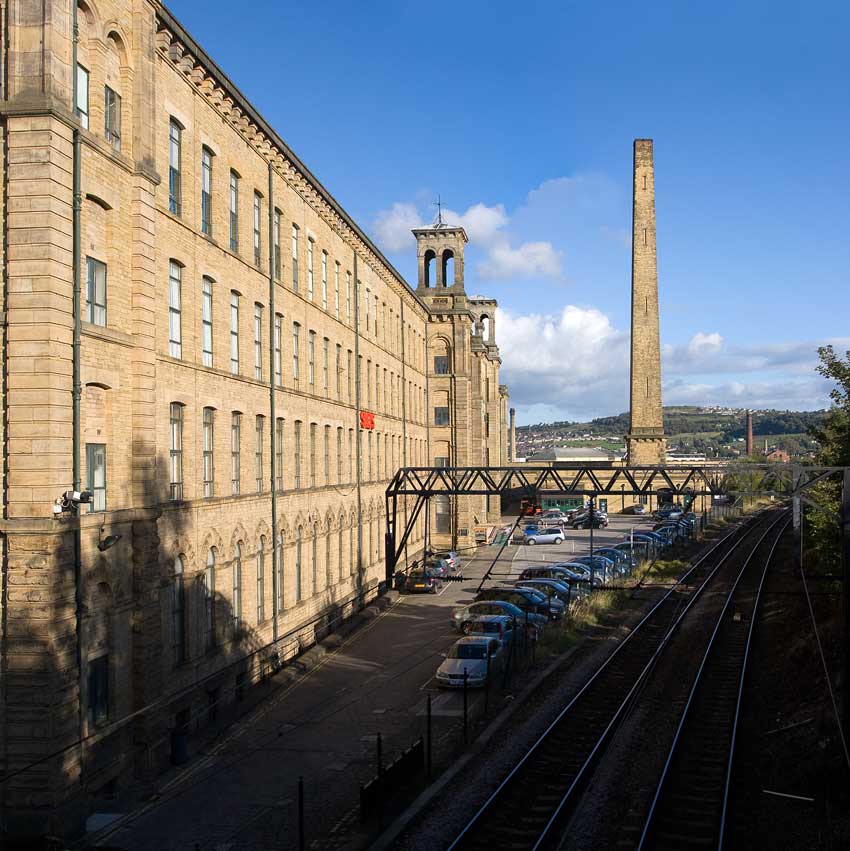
{"left": 267, "top": 163, "right": 278, "bottom": 643}
{"left": 71, "top": 0, "right": 85, "bottom": 758}
{"left": 353, "top": 254, "right": 363, "bottom": 586}
{"left": 399, "top": 297, "right": 408, "bottom": 567}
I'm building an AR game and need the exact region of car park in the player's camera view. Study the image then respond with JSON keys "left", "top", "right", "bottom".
{"left": 524, "top": 527, "right": 565, "bottom": 545}
{"left": 435, "top": 636, "right": 504, "bottom": 688}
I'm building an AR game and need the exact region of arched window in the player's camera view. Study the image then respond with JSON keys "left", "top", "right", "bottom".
{"left": 256, "top": 536, "right": 265, "bottom": 623}
{"left": 442, "top": 249, "right": 455, "bottom": 286}
{"left": 204, "top": 548, "right": 216, "bottom": 650}
{"left": 295, "top": 527, "right": 303, "bottom": 602}
{"left": 232, "top": 542, "right": 242, "bottom": 631}
{"left": 423, "top": 250, "right": 436, "bottom": 287}
{"left": 481, "top": 314, "right": 491, "bottom": 342}
{"left": 349, "top": 524, "right": 356, "bottom": 576}
{"left": 338, "top": 520, "right": 345, "bottom": 582}
{"left": 326, "top": 519, "right": 332, "bottom": 589}
{"left": 172, "top": 555, "right": 185, "bottom": 666}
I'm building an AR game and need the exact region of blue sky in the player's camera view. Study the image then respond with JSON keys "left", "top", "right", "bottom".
{"left": 170, "top": 0, "right": 850, "bottom": 424}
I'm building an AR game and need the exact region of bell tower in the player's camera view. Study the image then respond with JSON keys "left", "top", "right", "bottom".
{"left": 413, "top": 221, "right": 468, "bottom": 298}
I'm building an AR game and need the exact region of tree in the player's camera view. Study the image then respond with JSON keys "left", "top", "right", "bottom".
{"left": 805, "top": 346, "right": 850, "bottom": 568}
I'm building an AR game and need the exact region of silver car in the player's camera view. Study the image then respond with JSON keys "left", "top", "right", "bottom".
{"left": 435, "top": 636, "right": 504, "bottom": 688}
{"left": 524, "top": 528, "right": 565, "bottom": 545}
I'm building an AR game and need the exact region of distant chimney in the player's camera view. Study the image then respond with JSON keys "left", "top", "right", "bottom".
{"left": 509, "top": 408, "right": 516, "bottom": 461}
{"left": 746, "top": 411, "right": 754, "bottom": 456}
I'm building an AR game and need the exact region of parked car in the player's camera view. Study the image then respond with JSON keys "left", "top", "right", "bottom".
{"left": 492, "top": 585, "right": 568, "bottom": 621}
{"left": 435, "top": 636, "right": 504, "bottom": 688}
{"left": 425, "top": 557, "right": 452, "bottom": 577}
{"left": 594, "top": 547, "right": 635, "bottom": 574}
{"left": 401, "top": 567, "right": 443, "bottom": 594}
{"left": 476, "top": 586, "right": 563, "bottom": 621}
{"left": 632, "top": 529, "right": 670, "bottom": 548}
{"left": 655, "top": 504, "right": 684, "bottom": 521}
{"left": 524, "top": 527, "right": 565, "bottom": 545}
{"left": 433, "top": 550, "right": 461, "bottom": 572}
{"left": 515, "top": 578, "right": 578, "bottom": 606}
{"left": 624, "top": 504, "right": 647, "bottom": 515}
{"left": 461, "top": 614, "right": 522, "bottom": 644}
{"left": 450, "top": 601, "right": 547, "bottom": 634}
{"left": 571, "top": 554, "right": 616, "bottom": 582}
{"left": 519, "top": 564, "right": 587, "bottom": 585}
{"left": 613, "top": 541, "right": 653, "bottom": 561}
{"left": 570, "top": 510, "right": 609, "bottom": 529}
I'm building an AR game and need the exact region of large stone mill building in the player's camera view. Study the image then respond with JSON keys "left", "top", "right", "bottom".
{"left": 0, "top": 0, "right": 508, "bottom": 835}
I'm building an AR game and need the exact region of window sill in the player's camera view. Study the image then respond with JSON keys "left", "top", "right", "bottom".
{"left": 81, "top": 321, "right": 134, "bottom": 348}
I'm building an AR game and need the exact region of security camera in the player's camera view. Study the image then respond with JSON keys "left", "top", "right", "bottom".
{"left": 63, "top": 490, "right": 82, "bottom": 503}
{"left": 52, "top": 502, "right": 64, "bottom": 516}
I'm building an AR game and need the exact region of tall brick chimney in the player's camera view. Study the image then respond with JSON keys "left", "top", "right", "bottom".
{"left": 509, "top": 407, "right": 516, "bottom": 461}
{"left": 746, "top": 410, "right": 754, "bottom": 456}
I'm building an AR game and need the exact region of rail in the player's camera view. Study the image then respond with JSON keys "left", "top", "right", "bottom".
{"left": 447, "top": 509, "right": 787, "bottom": 850}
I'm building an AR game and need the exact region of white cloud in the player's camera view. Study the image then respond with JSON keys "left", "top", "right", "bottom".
{"left": 664, "top": 377, "right": 830, "bottom": 411}
{"left": 442, "top": 203, "right": 508, "bottom": 245}
{"left": 477, "top": 241, "right": 563, "bottom": 281}
{"left": 372, "top": 202, "right": 425, "bottom": 252}
{"left": 687, "top": 331, "right": 723, "bottom": 357}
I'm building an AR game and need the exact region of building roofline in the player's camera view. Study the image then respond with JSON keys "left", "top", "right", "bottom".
{"left": 155, "top": 2, "right": 419, "bottom": 303}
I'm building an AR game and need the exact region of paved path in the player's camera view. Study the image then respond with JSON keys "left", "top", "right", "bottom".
{"left": 90, "top": 516, "right": 643, "bottom": 850}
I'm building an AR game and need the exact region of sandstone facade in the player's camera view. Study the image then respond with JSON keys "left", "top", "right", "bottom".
{"left": 0, "top": 0, "right": 507, "bottom": 836}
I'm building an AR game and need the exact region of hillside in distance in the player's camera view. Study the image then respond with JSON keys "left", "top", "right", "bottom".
{"left": 516, "top": 406, "right": 826, "bottom": 459}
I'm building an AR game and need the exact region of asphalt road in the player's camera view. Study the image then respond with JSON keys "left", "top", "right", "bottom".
{"left": 94, "top": 514, "right": 646, "bottom": 850}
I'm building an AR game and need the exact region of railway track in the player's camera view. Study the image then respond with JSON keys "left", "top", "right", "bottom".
{"left": 446, "top": 509, "right": 788, "bottom": 851}
{"left": 636, "top": 515, "right": 790, "bottom": 850}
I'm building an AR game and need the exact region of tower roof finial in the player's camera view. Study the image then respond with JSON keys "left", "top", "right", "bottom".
{"left": 433, "top": 194, "right": 444, "bottom": 227}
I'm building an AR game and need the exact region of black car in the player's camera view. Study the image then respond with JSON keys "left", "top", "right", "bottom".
{"left": 401, "top": 567, "right": 443, "bottom": 594}
{"left": 570, "top": 509, "right": 609, "bottom": 529}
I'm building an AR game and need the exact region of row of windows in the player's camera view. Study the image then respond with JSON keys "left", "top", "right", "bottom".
{"left": 166, "top": 405, "right": 426, "bottom": 502}
{"left": 75, "top": 64, "right": 122, "bottom": 152}
{"left": 164, "top": 117, "right": 427, "bottom": 366}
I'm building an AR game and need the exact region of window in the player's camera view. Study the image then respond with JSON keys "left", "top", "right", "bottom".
{"left": 336, "top": 427, "right": 343, "bottom": 483}
{"left": 323, "top": 425, "right": 330, "bottom": 485}
{"left": 276, "top": 533, "right": 284, "bottom": 613}
{"left": 334, "top": 262, "right": 340, "bottom": 319}
{"left": 275, "top": 418, "right": 284, "bottom": 491}
{"left": 255, "top": 415, "right": 264, "bottom": 493}
{"left": 203, "top": 407, "right": 215, "bottom": 497}
{"left": 86, "top": 443, "right": 106, "bottom": 511}
{"left": 231, "top": 412, "right": 241, "bottom": 495}
{"left": 169, "top": 403, "right": 184, "bottom": 500}
{"left": 229, "top": 171, "right": 239, "bottom": 251}
{"left": 346, "top": 272, "right": 352, "bottom": 323}
{"left": 292, "top": 323, "right": 300, "bottom": 382}
{"left": 295, "top": 527, "right": 303, "bottom": 603}
{"left": 309, "top": 423, "right": 317, "bottom": 488}
{"left": 232, "top": 543, "right": 242, "bottom": 631}
{"left": 434, "top": 355, "right": 449, "bottom": 375}
{"left": 85, "top": 257, "right": 107, "bottom": 326}
{"left": 273, "top": 210, "right": 281, "bottom": 280}
{"left": 348, "top": 429, "right": 354, "bottom": 482}
{"left": 347, "top": 350, "right": 353, "bottom": 401}
{"left": 323, "top": 338, "right": 329, "bottom": 395}
{"left": 168, "top": 119, "right": 182, "bottom": 215}
{"left": 435, "top": 495, "right": 451, "bottom": 534}
{"left": 87, "top": 655, "right": 108, "bottom": 727}
{"left": 435, "top": 456, "right": 450, "bottom": 468}
{"left": 201, "top": 147, "right": 213, "bottom": 236}
{"left": 204, "top": 549, "right": 216, "bottom": 650}
{"left": 257, "top": 537, "right": 266, "bottom": 623}
{"left": 308, "top": 331, "right": 316, "bottom": 386}
{"left": 294, "top": 421, "right": 302, "bottom": 489}
{"left": 365, "top": 289, "right": 370, "bottom": 331}
{"left": 253, "top": 303, "right": 263, "bottom": 380}
{"left": 291, "top": 225, "right": 299, "bottom": 291}
{"left": 230, "top": 292, "right": 240, "bottom": 374}
{"left": 274, "top": 314, "right": 282, "bottom": 386}
{"left": 367, "top": 432, "right": 373, "bottom": 481}
{"left": 171, "top": 556, "right": 185, "bottom": 666}
{"left": 312, "top": 529, "right": 318, "bottom": 596}
{"left": 335, "top": 344, "right": 342, "bottom": 400}
{"left": 253, "top": 192, "right": 262, "bottom": 267}
{"left": 321, "top": 251, "right": 328, "bottom": 310}
{"left": 168, "top": 261, "right": 182, "bottom": 358}
{"left": 435, "top": 407, "right": 450, "bottom": 426}
{"left": 201, "top": 278, "right": 213, "bottom": 367}
{"left": 307, "top": 239, "right": 314, "bottom": 301}
{"left": 104, "top": 86, "right": 121, "bottom": 151}
{"left": 76, "top": 64, "right": 89, "bottom": 129}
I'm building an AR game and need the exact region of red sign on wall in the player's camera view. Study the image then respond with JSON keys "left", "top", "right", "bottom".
{"left": 360, "top": 411, "right": 375, "bottom": 430}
